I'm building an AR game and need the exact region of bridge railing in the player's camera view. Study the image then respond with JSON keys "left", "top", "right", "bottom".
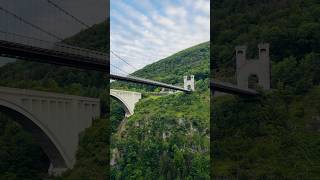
{"left": 0, "top": 31, "right": 107, "bottom": 61}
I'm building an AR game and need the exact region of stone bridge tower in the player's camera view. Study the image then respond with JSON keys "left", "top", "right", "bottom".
{"left": 236, "top": 43, "right": 270, "bottom": 90}
{"left": 184, "top": 75, "right": 195, "bottom": 91}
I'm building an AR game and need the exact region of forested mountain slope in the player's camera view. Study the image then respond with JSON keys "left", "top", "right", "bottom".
{"left": 110, "top": 42, "right": 210, "bottom": 179}
{"left": 213, "top": 0, "right": 320, "bottom": 81}
{"left": 212, "top": 0, "right": 320, "bottom": 179}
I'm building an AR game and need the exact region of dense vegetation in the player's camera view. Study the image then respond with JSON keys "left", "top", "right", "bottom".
{"left": 0, "top": 22, "right": 108, "bottom": 179}
{"left": 58, "top": 118, "right": 109, "bottom": 180}
{"left": 111, "top": 42, "right": 210, "bottom": 179}
{"left": 64, "top": 21, "right": 109, "bottom": 52}
{"left": 111, "top": 92, "right": 210, "bottom": 179}
{"left": 0, "top": 113, "right": 49, "bottom": 180}
{"left": 212, "top": 0, "right": 320, "bottom": 178}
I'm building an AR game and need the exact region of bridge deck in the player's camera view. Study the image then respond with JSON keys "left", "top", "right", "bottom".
{"left": 111, "top": 74, "right": 191, "bottom": 93}
{"left": 0, "top": 33, "right": 107, "bottom": 72}
{"left": 0, "top": 33, "right": 190, "bottom": 92}
{"left": 211, "top": 80, "right": 258, "bottom": 96}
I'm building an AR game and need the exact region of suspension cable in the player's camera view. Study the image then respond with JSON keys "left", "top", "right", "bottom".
{"left": 0, "top": 5, "right": 63, "bottom": 41}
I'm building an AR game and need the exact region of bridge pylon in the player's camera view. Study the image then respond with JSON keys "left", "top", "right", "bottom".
{"left": 184, "top": 75, "right": 195, "bottom": 91}
{"left": 236, "top": 43, "right": 270, "bottom": 90}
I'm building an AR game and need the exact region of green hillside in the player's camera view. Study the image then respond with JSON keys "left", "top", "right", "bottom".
{"left": 111, "top": 42, "right": 209, "bottom": 92}
{"left": 133, "top": 42, "right": 209, "bottom": 83}
{"left": 212, "top": 0, "right": 320, "bottom": 179}
{"left": 111, "top": 92, "right": 210, "bottom": 179}
{"left": 64, "top": 21, "right": 109, "bottom": 52}
{"left": 110, "top": 42, "right": 210, "bottom": 179}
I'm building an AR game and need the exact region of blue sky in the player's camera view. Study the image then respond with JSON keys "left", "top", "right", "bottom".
{"left": 110, "top": 0, "right": 210, "bottom": 75}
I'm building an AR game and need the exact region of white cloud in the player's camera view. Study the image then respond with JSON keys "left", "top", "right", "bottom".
{"left": 165, "top": 6, "right": 187, "bottom": 18}
{"left": 154, "top": 15, "right": 176, "bottom": 28}
{"left": 111, "top": 0, "right": 210, "bottom": 75}
{"left": 194, "top": 0, "right": 210, "bottom": 15}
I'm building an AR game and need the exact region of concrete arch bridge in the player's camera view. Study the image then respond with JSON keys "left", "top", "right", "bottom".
{"left": 0, "top": 86, "right": 100, "bottom": 175}
{"left": 110, "top": 89, "right": 142, "bottom": 117}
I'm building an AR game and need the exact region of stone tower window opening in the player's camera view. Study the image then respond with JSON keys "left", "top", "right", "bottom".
{"left": 248, "top": 74, "right": 259, "bottom": 89}
{"left": 260, "top": 49, "right": 266, "bottom": 53}
{"left": 237, "top": 50, "right": 243, "bottom": 55}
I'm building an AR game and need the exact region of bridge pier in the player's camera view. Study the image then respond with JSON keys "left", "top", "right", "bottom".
{"left": 236, "top": 43, "right": 270, "bottom": 90}
{"left": 48, "top": 164, "right": 67, "bottom": 176}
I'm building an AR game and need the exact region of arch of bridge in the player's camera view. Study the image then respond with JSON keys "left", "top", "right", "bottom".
{"left": 0, "top": 98, "right": 67, "bottom": 172}
{"left": 0, "top": 86, "right": 100, "bottom": 176}
{"left": 110, "top": 89, "right": 142, "bottom": 117}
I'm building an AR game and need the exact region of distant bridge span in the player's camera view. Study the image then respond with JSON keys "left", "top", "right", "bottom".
{"left": 110, "top": 74, "right": 191, "bottom": 93}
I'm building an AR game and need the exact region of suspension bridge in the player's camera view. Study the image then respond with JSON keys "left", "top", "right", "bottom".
{"left": 0, "top": 0, "right": 192, "bottom": 175}
{"left": 109, "top": 46, "right": 192, "bottom": 92}
{"left": 0, "top": 1, "right": 190, "bottom": 93}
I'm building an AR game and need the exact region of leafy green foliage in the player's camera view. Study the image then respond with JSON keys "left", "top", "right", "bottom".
{"left": 212, "top": 0, "right": 320, "bottom": 80}
{"left": 212, "top": 89, "right": 320, "bottom": 179}
{"left": 59, "top": 119, "right": 109, "bottom": 180}
{"left": 111, "top": 92, "right": 210, "bottom": 179}
{"left": 64, "top": 21, "right": 108, "bottom": 52}
{"left": 110, "top": 99, "right": 125, "bottom": 134}
{"left": 111, "top": 41, "right": 210, "bottom": 179}
{"left": 212, "top": 0, "right": 320, "bottom": 179}
{"left": 0, "top": 113, "right": 49, "bottom": 180}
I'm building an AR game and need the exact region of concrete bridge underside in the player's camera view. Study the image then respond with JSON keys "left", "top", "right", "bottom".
{"left": 110, "top": 89, "right": 141, "bottom": 117}
{"left": 0, "top": 86, "right": 100, "bottom": 175}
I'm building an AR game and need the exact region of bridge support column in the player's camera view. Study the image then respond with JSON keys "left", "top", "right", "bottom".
{"left": 236, "top": 43, "right": 270, "bottom": 90}
{"left": 48, "top": 164, "right": 67, "bottom": 176}
{"left": 184, "top": 75, "right": 195, "bottom": 91}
